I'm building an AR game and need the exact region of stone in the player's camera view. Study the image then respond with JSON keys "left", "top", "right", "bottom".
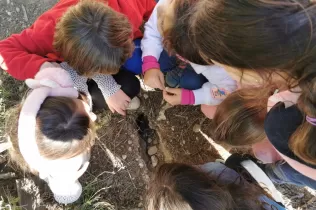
{"left": 128, "top": 147, "right": 132, "bottom": 152}
{"left": 147, "top": 138, "right": 152, "bottom": 144}
{"left": 139, "top": 162, "right": 144, "bottom": 168}
{"left": 151, "top": 155, "right": 158, "bottom": 167}
{"left": 153, "top": 139, "right": 158, "bottom": 145}
{"left": 193, "top": 124, "right": 201, "bottom": 133}
{"left": 143, "top": 94, "right": 148, "bottom": 99}
{"left": 16, "top": 7, "right": 20, "bottom": 12}
{"left": 122, "top": 155, "right": 127, "bottom": 160}
{"left": 128, "top": 140, "right": 132, "bottom": 145}
{"left": 148, "top": 146, "right": 158, "bottom": 156}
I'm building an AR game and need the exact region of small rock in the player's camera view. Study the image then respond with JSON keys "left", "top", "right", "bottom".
{"left": 143, "top": 94, "right": 148, "bottom": 99}
{"left": 6, "top": 0, "right": 10, "bottom": 5}
{"left": 148, "top": 146, "right": 158, "bottom": 156}
{"left": 182, "top": 140, "right": 185, "bottom": 145}
{"left": 131, "top": 134, "right": 135, "bottom": 138}
{"left": 139, "top": 162, "right": 144, "bottom": 168}
{"left": 128, "top": 147, "right": 132, "bottom": 152}
{"left": 151, "top": 155, "right": 158, "bottom": 167}
{"left": 147, "top": 138, "right": 152, "bottom": 144}
{"left": 122, "top": 155, "right": 127, "bottom": 160}
{"left": 16, "top": 7, "right": 20, "bottom": 12}
{"left": 193, "top": 124, "right": 201, "bottom": 133}
{"left": 171, "top": 126, "right": 175, "bottom": 131}
{"left": 128, "top": 140, "right": 133, "bottom": 145}
{"left": 138, "top": 202, "right": 143, "bottom": 207}
{"left": 153, "top": 139, "right": 158, "bottom": 145}
{"left": 6, "top": 11, "right": 11, "bottom": 16}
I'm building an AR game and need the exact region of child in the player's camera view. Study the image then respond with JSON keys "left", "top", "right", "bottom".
{"left": 211, "top": 86, "right": 316, "bottom": 189}
{"left": 0, "top": 0, "right": 156, "bottom": 115}
{"left": 146, "top": 162, "right": 285, "bottom": 210}
{"left": 5, "top": 67, "right": 96, "bottom": 204}
{"left": 141, "top": 0, "right": 237, "bottom": 106}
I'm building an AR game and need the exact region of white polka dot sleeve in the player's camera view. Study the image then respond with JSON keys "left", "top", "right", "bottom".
{"left": 60, "top": 62, "right": 92, "bottom": 107}
{"left": 91, "top": 74, "right": 121, "bottom": 100}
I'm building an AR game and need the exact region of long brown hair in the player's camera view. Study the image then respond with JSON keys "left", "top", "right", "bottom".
{"left": 212, "top": 86, "right": 276, "bottom": 147}
{"left": 189, "top": 0, "right": 316, "bottom": 165}
{"left": 162, "top": 0, "right": 208, "bottom": 65}
{"left": 6, "top": 96, "right": 95, "bottom": 174}
{"left": 146, "top": 163, "right": 270, "bottom": 210}
{"left": 54, "top": 0, "right": 133, "bottom": 76}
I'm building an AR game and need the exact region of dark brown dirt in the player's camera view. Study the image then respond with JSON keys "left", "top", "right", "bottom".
{"left": 1, "top": 0, "right": 316, "bottom": 209}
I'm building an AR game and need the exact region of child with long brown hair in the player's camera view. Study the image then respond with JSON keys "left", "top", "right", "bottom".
{"left": 141, "top": 0, "right": 236, "bottom": 107}
{"left": 146, "top": 162, "right": 285, "bottom": 210}
{"left": 179, "top": 0, "right": 316, "bottom": 189}
{"left": 5, "top": 67, "right": 96, "bottom": 204}
{"left": 0, "top": 0, "right": 156, "bottom": 115}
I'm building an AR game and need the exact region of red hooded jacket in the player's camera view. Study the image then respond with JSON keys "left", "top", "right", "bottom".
{"left": 0, "top": 0, "right": 156, "bottom": 80}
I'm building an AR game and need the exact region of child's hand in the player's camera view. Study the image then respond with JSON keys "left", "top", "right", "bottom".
{"left": 106, "top": 89, "right": 131, "bottom": 116}
{"left": 163, "top": 87, "right": 182, "bottom": 105}
{"left": 144, "top": 68, "right": 165, "bottom": 90}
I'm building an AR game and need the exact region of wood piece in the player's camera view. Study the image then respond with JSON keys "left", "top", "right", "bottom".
{"left": 0, "top": 172, "right": 16, "bottom": 180}
{"left": 16, "top": 178, "right": 45, "bottom": 210}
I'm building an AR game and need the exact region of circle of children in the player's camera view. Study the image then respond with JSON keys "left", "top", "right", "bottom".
{"left": 1, "top": 0, "right": 316, "bottom": 208}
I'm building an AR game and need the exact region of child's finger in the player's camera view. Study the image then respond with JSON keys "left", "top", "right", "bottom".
{"left": 117, "top": 107, "right": 126, "bottom": 116}
{"left": 165, "top": 87, "right": 179, "bottom": 95}
{"left": 163, "top": 90, "right": 172, "bottom": 101}
{"left": 109, "top": 106, "right": 115, "bottom": 113}
{"left": 155, "top": 78, "right": 164, "bottom": 90}
{"left": 159, "top": 73, "right": 165, "bottom": 88}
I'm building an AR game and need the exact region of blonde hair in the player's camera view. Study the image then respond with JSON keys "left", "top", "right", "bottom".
{"left": 212, "top": 86, "right": 276, "bottom": 147}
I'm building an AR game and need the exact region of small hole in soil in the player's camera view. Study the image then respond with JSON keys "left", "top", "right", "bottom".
{"left": 136, "top": 113, "right": 156, "bottom": 169}
{"left": 136, "top": 113, "right": 154, "bottom": 142}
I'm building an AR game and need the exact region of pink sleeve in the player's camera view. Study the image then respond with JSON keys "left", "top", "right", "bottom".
{"left": 252, "top": 139, "right": 282, "bottom": 164}
{"left": 142, "top": 55, "right": 160, "bottom": 73}
{"left": 181, "top": 89, "right": 195, "bottom": 105}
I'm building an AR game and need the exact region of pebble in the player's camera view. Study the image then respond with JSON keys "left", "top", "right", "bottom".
{"left": 153, "top": 139, "right": 158, "bottom": 145}
{"left": 139, "top": 162, "right": 144, "bottom": 168}
{"left": 171, "top": 126, "right": 175, "bottom": 131}
{"left": 151, "top": 155, "right": 158, "bottom": 167}
{"left": 148, "top": 146, "right": 158, "bottom": 156}
{"left": 128, "top": 140, "right": 132, "bottom": 145}
{"left": 143, "top": 94, "right": 149, "bottom": 99}
{"left": 6, "top": 11, "right": 11, "bottom": 16}
{"left": 122, "top": 155, "right": 127, "bottom": 160}
{"left": 182, "top": 140, "right": 186, "bottom": 145}
{"left": 147, "top": 138, "right": 152, "bottom": 144}
{"left": 128, "top": 147, "right": 132, "bottom": 152}
{"left": 16, "top": 7, "right": 20, "bottom": 12}
{"left": 193, "top": 124, "right": 201, "bottom": 133}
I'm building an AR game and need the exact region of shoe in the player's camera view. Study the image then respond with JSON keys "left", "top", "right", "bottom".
{"left": 165, "top": 67, "right": 183, "bottom": 88}
{"left": 127, "top": 97, "right": 140, "bottom": 110}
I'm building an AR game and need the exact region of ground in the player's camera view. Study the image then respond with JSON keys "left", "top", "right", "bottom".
{"left": 0, "top": 0, "right": 316, "bottom": 209}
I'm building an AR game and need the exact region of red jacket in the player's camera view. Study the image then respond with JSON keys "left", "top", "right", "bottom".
{"left": 0, "top": 0, "right": 156, "bottom": 80}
